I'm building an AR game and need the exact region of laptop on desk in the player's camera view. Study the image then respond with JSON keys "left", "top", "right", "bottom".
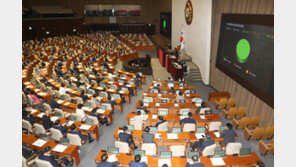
{"left": 239, "top": 148, "right": 251, "bottom": 156}
{"left": 108, "top": 146, "right": 119, "bottom": 155}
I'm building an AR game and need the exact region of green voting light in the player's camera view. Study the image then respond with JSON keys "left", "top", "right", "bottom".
{"left": 163, "top": 20, "right": 166, "bottom": 29}
{"left": 236, "top": 39, "right": 250, "bottom": 63}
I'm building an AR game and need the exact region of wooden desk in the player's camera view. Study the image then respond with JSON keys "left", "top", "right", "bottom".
{"left": 148, "top": 85, "right": 194, "bottom": 91}
{"left": 142, "top": 92, "right": 201, "bottom": 99}
{"left": 22, "top": 133, "right": 80, "bottom": 166}
{"left": 208, "top": 92, "right": 231, "bottom": 103}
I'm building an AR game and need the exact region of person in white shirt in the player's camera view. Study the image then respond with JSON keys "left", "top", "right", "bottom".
{"left": 108, "top": 73, "right": 113, "bottom": 80}
{"left": 76, "top": 104, "right": 86, "bottom": 121}
{"left": 59, "top": 83, "right": 66, "bottom": 96}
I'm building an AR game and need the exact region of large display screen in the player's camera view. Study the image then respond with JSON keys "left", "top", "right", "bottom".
{"left": 160, "top": 12, "right": 171, "bottom": 38}
{"left": 216, "top": 14, "right": 274, "bottom": 107}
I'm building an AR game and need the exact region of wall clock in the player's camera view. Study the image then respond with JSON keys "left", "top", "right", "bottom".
{"left": 185, "top": 0, "right": 193, "bottom": 25}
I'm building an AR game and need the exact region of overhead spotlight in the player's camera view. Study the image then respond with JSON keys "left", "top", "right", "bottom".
{"left": 73, "top": 29, "right": 76, "bottom": 32}
{"left": 28, "top": 26, "right": 32, "bottom": 30}
{"left": 148, "top": 24, "right": 151, "bottom": 27}
{"left": 46, "top": 31, "right": 50, "bottom": 34}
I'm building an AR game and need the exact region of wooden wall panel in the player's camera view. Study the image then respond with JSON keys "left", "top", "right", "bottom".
{"left": 210, "top": 0, "right": 274, "bottom": 127}
{"left": 23, "top": 0, "right": 172, "bottom": 35}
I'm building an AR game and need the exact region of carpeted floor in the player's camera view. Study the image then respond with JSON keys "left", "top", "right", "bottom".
{"left": 77, "top": 50, "right": 274, "bottom": 167}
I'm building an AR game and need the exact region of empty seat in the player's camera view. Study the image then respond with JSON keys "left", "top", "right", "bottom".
{"left": 67, "top": 133, "right": 87, "bottom": 146}
{"left": 142, "top": 143, "right": 157, "bottom": 155}
{"left": 226, "top": 143, "right": 242, "bottom": 155}
{"left": 247, "top": 116, "right": 260, "bottom": 128}
{"left": 208, "top": 122, "right": 222, "bottom": 131}
{"left": 222, "top": 107, "right": 237, "bottom": 119}
{"left": 74, "top": 97, "right": 83, "bottom": 104}
{"left": 244, "top": 127, "right": 265, "bottom": 140}
{"left": 261, "top": 126, "right": 274, "bottom": 140}
{"left": 130, "top": 119, "right": 143, "bottom": 130}
{"left": 232, "top": 117, "right": 251, "bottom": 129}
{"left": 215, "top": 98, "right": 228, "bottom": 109}
{"left": 226, "top": 98, "right": 236, "bottom": 108}
{"left": 259, "top": 140, "right": 274, "bottom": 156}
{"left": 34, "top": 123, "right": 48, "bottom": 135}
{"left": 115, "top": 141, "right": 130, "bottom": 153}
{"left": 87, "top": 115, "right": 99, "bottom": 125}
{"left": 157, "top": 122, "right": 168, "bottom": 132}
{"left": 22, "top": 119, "right": 33, "bottom": 132}
{"left": 50, "top": 128, "right": 63, "bottom": 141}
{"left": 202, "top": 144, "right": 217, "bottom": 156}
{"left": 170, "top": 145, "right": 186, "bottom": 156}
{"left": 235, "top": 107, "right": 247, "bottom": 118}
{"left": 183, "top": 123, "right": 196, "bottom": 132}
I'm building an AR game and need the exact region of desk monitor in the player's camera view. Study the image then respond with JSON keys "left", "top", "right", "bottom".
{"left": 219, "top": 126, "right": 227, "bottom": 132}
{"left": 60, "top": 138, "right": 70, "bottom": 146}
{"left": 99, "top": 93, "right": 106, "bottom": 97}
{"left": 215, "top": 150, "right": 226, "bottom": 158}
{"left": 133, "top": 150, "right": 145, "bottom": 157}
{"left": 110, "top": 85, "right": 117, "bottom": 90}
{"left": 87, "top": 90, "right": 93, "bottom": 95}
{"left": 122, "top": 75, "right": 127, "bottom": 78}
{"left": 69, "top": 115, "right": 77, "bottom": 122}
{"left": 125, "top": 125, "right": 134, "bottom": 131}
{"left": 143, "top": 98, "right": 150, "bottom": 103}
{"left": 158, "top": 109, "right": 168, "bottom": 116}
{"left": 196, "top": 98, "right": 203, "bottom": 103}
{"left": 110, "top": 78, "right": 115, "bottom": 82}
{"left": 55, "top": 112, "right": 62, "bottom": 117}
{"left": 205, "top": 110, "right": 212, "bottom": 115}
{"left": 172, "top": 127, "right": 182, "bottom": 133}
{"left": 85, "top": 119, "right": 94, "bottom": 125}
{"left": 129, "top": 82, "right": 134, "bottom": 85}
{"left": 100, "top": 83, "right": 105, "bottom": 87}
{"left": 196, "top": 127, "right": 206, "bottom": 133}
{"left": 112, "top": 95, "right": 119, "bottom": 100}
{"left": 161, "top": 99, "right": 168, "bottom": 103}
{"left": 85, "top": 102, "right": 91, "bottom": 108}
{"left": 179, "top": 99, "right": 186, "bottom": 104}
{"left": 181, "top": 110, "right": 190, "bottom": 116}
{"left": 149, "top": 127, "right": 158, "bottom": 133}
{"left": 160, "top": 151, "right": 172, "bottom": 158}
{"left": 240, "top": 148, "right": 251, "bottom": 156}
{"left": 119, "top": 80, "right": 124, "bottom": 85}
{"left": 188, "top": 151, "right": 199, "bottom": 158}
{"left": 108, "top": 146, "right": 119, "bottom": 154}
{"left": 122, "top": 87, "right": 128, "bottom": 92}
{"left": 39, "top": 134, "right": 48, "bottom": 141}
{"left": 167, "top": 83, "right": 174, "bottom": 88}
{"left": 100, "top": 105, "right": 107, "bottom": 110}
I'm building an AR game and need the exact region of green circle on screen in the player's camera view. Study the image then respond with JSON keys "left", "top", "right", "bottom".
{"left": 236, "top": 39, "right": 250, "bottom": 63}
{"left": 163, "top": 20, "right": 166, "bottom": 29}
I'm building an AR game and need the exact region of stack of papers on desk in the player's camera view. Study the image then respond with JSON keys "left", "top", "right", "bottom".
{"left": 34, "top": 89, "right": 41, "bottom": 92}
{"left": 24, "top": 82, "right": 30, "bottom": 85}
{"left": 79, "top": 124, "right": 91, "bottom": 131}
{"left": 119, "top": 90, "right": 124, "bottom": 94}
{"left": 174, "top": 103, "right": 179, "bottom": 107}
{"left": 107, "top": 154, "right": 117, "bottom": 162}
{"left": 156, "top": 103, "right": 160, "bottom": 106}
{"left": 186, "top": 94, "right": 190, "bottom": 97}
{"left": 126, "top": 85, "right": 132, "bottom": 87}
{"left": 32, "top": 139, "right": 47, "bottom": 147}
{"left": 57, "top": 100, "right": 64, "bottom": 104}
{"left": 50, "top": 116, "right": 59, "bottom": 122}
{"left": 82, "top": 107, "right": 90, "bottom": 111}
{"left": 97, "top": 87, "right": 103, "bottom": 90}
{"left": 30, "top": 109, "right": 38, "bottom": 114}
{"left": 97, "top": 109, "right": 106, "bottom": 114}
{"left": 143, "top": 103, "right": 149, "bottom": 107}
{"left": 66, "top": 88, "right": 72, "bottom": 92}
{"left": 27, "top": 85, "right": 33, "bottom": 88}
{"left": 210, "top": 158, "right": 225, "bottom": 166}
{"left": 214, "top": 132, "right": 220, "bottom": 137}
{"left": 37, "top": 113, "right": 45, "bottom": 118}
{"left": 158, "top": 159, "right": 171, "bottom": 166}
{"left": 179, "top": 116, "right": 188, "bottom": 120}
{"left": 180, "top": 87, "right": 183, "bottom": 89}
{"left": 195, "top": 133, "right": 205, "bottom": 139}
{"left": 200, "top": 115, "right": 206, "bottom": 119}
{"left": 53, "top": 144, "right": 67, "bottom": 153}
{"left": 167, "top": 133, "right": 178, "bottom": 139}
{"left": 141, "top": 115, "right": 148, "bottom": 120}
{"left": 141, "top": 156, "right": 148, "bottom": 163}
{"left": 158, "top": 94, "right": 162, "bottom": 97}
{"left": 143, "top": 93, "right": 147, "bottom": 96}
{"left": 38, "top": 92, "right": 46, "bottom": 96}
{"left": 108, "top": 81, "right": 113, "bottom": 84}
{"left": 152, "top": 115, "right": 158, "bottom": 119}
{"left": 67, "top": 121, "right": 74, "bottom": 126}
{"left": 196, "top": 103, "right": 201, "bottom": 107}
{"left": 64, "top": 102, "right": 70, "bottom": 105}
{"left": 155, "top": 133, "right": 161, "bottom": 139}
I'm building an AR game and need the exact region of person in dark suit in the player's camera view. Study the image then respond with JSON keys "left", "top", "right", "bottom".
{"left": 129, "top": 154, "right": 148, "bottom": 167}
{"left": 42, "top": 110, "right": 54, "bottom": 130}
{"left": 152, "top": 84, "right": 161, "bottom": 93}
{"left": 80, "top": 90, "right": 88, "bottom": 102}
{"left": 220, "top": 123, "right": 237, "bottom": 147}
{"left": 185, "top": 155, "right": 205, "bottom": 167}
{"left": 52, "top": 119, "right": 68, "bottom": 135}
{"left": 141, "top": 127, "right": 154, "bottom": 143}
{"left": 97, "top": 153, "right": 119, "bottom": 167}
{"left": 154, "top": 116, "right": 167, "bottom": 127}
{"left": 180, "top": 112, "right": 196, "bottom": 126}
{"left": 22, "top": 110, "right": 38, "bottom": 126}
{"left": 50, "top": 95, "right": 60, "bottom": 110}
{"left": 191, "top": 133, "right": 215, "bottom": 153}
{"left": 118, "top": 126, "right": 138, "bottom": 149}
{"left": 166, "top": 77, "right": 174, "bottom": 83}
{"left": 68, "top": 124, "right": 94, "bottom": 143}
{"left": 137, "top": 102, "right": 149, "bottom": 114}
{"left": 38, "top": 146, "right": 70, "bottom": 167}
{"left": 89, "top": 109, "right": 110, "bottom": 126}
{"left": 197, "top": 102, "right": 207, "bottom": 114}
{"left": 105, "top": 95, "right": 116, "bottom": 109}
{"left": 169, "top": 87, "right": 175, "bottom": 94}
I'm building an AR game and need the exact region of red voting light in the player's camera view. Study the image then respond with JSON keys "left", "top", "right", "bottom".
{"left": 234, "top": 63, "right": 236, "bottom": 66}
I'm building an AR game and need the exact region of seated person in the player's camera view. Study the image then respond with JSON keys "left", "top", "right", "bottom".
{"left": 28, "top": 90, "right": 42, "bottom": 104}
{"left": 197, "top": 102, "right": 207, "bottom": 114}
{"left": 166, "top": 77, "right": 174, "bottom": 83}
{"left": 169, "top": 87, "right": 175, "bottom": 94}
{"left": 255, "top": 161, "right": 265, "bottom": 167}
{"left": 179, "top": 112, "right": 196, "bottom": 126}
{"left": 68, "top": 124, "right": 94, "bottom": 143}
{"left": 220, "top": 123, "right": 236, "bottom": 147}
{"left": 152, "top": 84, "right": 161, "bottom": 93}
{"left": 89, "top": 108, "right": 110, "bottom": 126}
{"left": 22, "top": 109, "right": 38, "bottom": 126}
{"left": 191, "top": 133, "right": 215, "bottom": 153}
{"left": 59, "top": 83, "right": 66, "bottom": 96}
{"left": 50, "top": 95, "right": 60, "bottom": 109}
{"left": 76, "top": 104, "right": 86, "bottom": 121}
{"left": 42, "top": 110, "right": 54, "bottom": 130}
{"left": 105, "top": 95, "right": 116, "bottom": 109}
{"left": 154, "top": 116, "right": 167, "bottom": 127}
{"left": 137, "top": 102, "right": 149, "bottom": 114}
{"left": 141, "top": 127, "right": 154, "bottom": 143}
{"left": 97, "top": 153, "right": 119, "bottom": 167}
{"left": 52, "top": 119, "right": 68, "bottom": 135}
{"left": 179, "top": 78, "right": 186, "bottom": 84}
{"left": 118, "top": 126, "right": 137, "bottom": 149}
{"left": 129, "top": 154, "right": 148, "bottom": 167}
{"left": 91, "top": 94, "right": 99, "bottom": 106}
{"left": 132, "top": 110, "right": 147, "bottom": 122}
{"left": 175, "top": 91, "right": 186, "bottom": 103}
{"left": 80, "top": 90, "right": 88, "bottom": 102}
{"left": 186, "top": 155, "right": 205, "bottom": 167}
{"left": 113, "top": 80, "right": 120, "bottom": 89}
{"left": 38, "top": 146, "right": 70, "bottom": 167}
